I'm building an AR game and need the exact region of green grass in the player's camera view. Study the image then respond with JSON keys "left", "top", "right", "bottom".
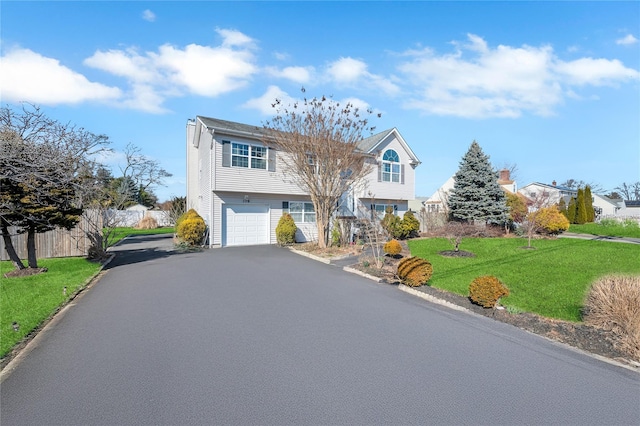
{"left": 1, "top": 257, "right": 102, "bottom": 357}
{"left": 408, "top": 237, "right": 640, "bottom": 322}
{"left": 569, "top": 220, "right": 640, "bottom": 238}
{"left": 109, "top": 226, "right": 175, "bottom": 246}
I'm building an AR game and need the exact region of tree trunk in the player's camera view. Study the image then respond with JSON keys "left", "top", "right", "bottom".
{"left": 315, "top": 202, "right": 331, "bottom": 249}
{"left": 27, "top": 225, "right": 38, "bottom": 268}
{"left": 1, "top": 222, "right": 26, "bottom": 270}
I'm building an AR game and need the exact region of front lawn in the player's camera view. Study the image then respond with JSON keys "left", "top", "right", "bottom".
{"left": 1, "top": 258, "right": 102, "bottom": 358}
{"left": 408, "top": 237, "right": 640, "bottom": 322}
{"left": 569, "top": 220, "right": 640, "bottom": 238}
{"left": 109, "top": 226, "right": 175, "bottom": 246}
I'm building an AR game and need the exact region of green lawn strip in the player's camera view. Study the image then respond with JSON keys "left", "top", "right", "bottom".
{"left": 408, "top": 237, "right": 640, "bottom": 322}
{"left": 1, "top": 258, "right": 102, "bottom": 357}
{"left": 568, "top": 222, "right": 640, "bottom": 238}
{"left": 109, "top": 226, "right": 175, "bottom": 246}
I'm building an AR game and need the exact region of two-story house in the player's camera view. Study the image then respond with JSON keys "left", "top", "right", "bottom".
{"left": 186, "top": 116, "right": 420, "bottom": 247}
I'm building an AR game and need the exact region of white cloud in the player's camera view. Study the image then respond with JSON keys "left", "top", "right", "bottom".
{"left": 265, "top": 65, "right": 314, "bottom": 84}
{"left": 142, "top": 9, "right": 156, "bottom": 22}
{"left": 326, "top": 57, "right": 400, "bottom": 96}
{"left": 0, "top": 48, "right": 122, "bottom": 105}
{"left": 154, "top": 43, "right": 257, "bottom": 96}
{"left": 327, "top": 57, "right": 368, "bottom": 83}
{"left": 216, "top": 28, "right": 255, "bottom": 48}
{"left": 397, "top": 34, "right": 639, "bottom": 118}
{"left": 616, "top": 34, "right": 638, "bottom": 45}
{"left": 243, "top": 85, "right": 293, "bottom": 115}
{"left": 81, "top": 28, "right": 258, "bottom": 111}
{"left": 555, "top": 57, "right": 640, "bottom": 86}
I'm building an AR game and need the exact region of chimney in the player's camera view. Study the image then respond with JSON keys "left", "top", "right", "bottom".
{"left": 499, "top": 169, "right": 510, "bottom": 182}
{"left": 552, "top": 180, "right": 557, "bottom": 186}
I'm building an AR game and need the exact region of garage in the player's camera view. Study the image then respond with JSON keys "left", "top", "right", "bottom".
{"left": 223, "top": 204, "right": 270, "bottom": 246}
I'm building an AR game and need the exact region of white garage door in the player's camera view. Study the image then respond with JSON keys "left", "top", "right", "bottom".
{"left": 224, "top": 204, "right": 269, "bottom": 246}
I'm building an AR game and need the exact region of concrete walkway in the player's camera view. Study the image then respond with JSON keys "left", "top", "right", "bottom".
{"left": 559, "top": 232, "right": 640, "bottom": 244}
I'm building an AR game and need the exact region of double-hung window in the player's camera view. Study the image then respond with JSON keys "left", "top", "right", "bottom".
{"left": 284, "top": 201, "right": 316, "bottom": 223}
{"left": 228, "top": 142, "right": 267, "bottom": 170}
{"left": 381, "top": 149, "right": 400, "bottom": 183}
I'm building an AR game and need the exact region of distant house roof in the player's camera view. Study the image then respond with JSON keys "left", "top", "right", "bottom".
{"left": 520, "top": 182, "right": 577, "bottom": 193}
{"left": 625, "top": 200, "right": 640, "bottom": 208}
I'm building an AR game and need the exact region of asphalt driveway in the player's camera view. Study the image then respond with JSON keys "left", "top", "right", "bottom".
{"left": 1, "top": 234, "right": 639, "bottom": 425}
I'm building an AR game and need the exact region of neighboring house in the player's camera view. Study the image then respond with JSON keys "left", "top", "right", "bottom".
{"left": 125, "top": 204, "right": 149, "bottom": 212}
{"left": 186, "top": 116, "right": 420, "bottom": 247}
{"left": 517, "top": 182, "right": 637, "bottom": 219}
{"left": 518, "top": 182, "right": 576, "bottom": 206}
{"left": 423, "top": 169, "right": 516, "bottom": 214}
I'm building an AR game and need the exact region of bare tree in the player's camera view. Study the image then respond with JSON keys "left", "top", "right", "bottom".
{"left": 560, "top": 178, "right": 603, "bottom": 193}
{"left": 264, "top": 93, "right": 378, "bottom": 248}
{"left": 78, "top": 144, "right": 172, "bottom": 258}
{"left": 119, "top": 142, "right": 172, "bottom": 203}
{"left": 1, "top": 104, "right": 110, "bottom": 269}
{"left": 614, "top": 182, "right": 640, "bottom": 201}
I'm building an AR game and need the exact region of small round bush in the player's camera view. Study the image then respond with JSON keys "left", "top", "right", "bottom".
{"left": 176, "top": 208, "right": 200, "bottom": 231}
{"left": 469, "top": 275, "right": 509, "bottom": 308}
{"left": 397, "top": 256, "right": 433, "bottom": 287}
{"left": 383, "top": 239, "right": 402, "bottom": 256}
{"left": 276, "top": 213, "right": 297, "bottom": 246}
{"left": 397, "top": 210, "right": 420, "bottom": 239}
{"left": 583, "top": 275, "right": 640, "bottom": 361}
{"left": 176, "top": 209, "right": 206, "bottom": 246}
{"left": 135, "top": 215, "right": 158, "bottom": 230}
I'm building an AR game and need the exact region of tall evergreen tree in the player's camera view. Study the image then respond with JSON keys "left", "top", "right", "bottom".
{"left": 584, "top": 185, "right": 595, "bottom": 222}
{"left": 576, "top": 188, "right": 587, "bottom": 224}
{"left": 448, "top": 141, "right": 508, "bottom": 225}
{"left": 558, "top": 198, "right": 568, "bottom": 219}
{"left": 566, "top": 197, "right": 577, "bottom": 223}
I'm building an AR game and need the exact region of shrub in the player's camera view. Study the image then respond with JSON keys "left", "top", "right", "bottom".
{"left": 176, "top": 208, "right": 200, "bottom": 231}
{"left": 276, "top": 213, "right": 297, "bottom": 246}
{"left": 135, "top": 214, "right": 158, "bottom": 230}
{"left": 383, "top": 239, "right": 402, "bottom": 256}
{"left": 176, "top": 209, "right": 206, "bottom": 246}
{"left": 583, "top": 275, "right": 640, "bottom": 361}
{"left": 397, "top": 256, "right": 433, "bottom": 287}
{"left": 534, "top": 206, "right": 570, "bottom": 234}
{"left": 381, "top": 208, "right": 401, "bottom": 237}
{"left": 469, "top": 275, "right": 509, "bottom": 308}
{"left": 396, "top": 211, "right": 421, "bottom": 239}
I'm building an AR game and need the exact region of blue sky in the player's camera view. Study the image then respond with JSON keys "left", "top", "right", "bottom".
{"left": 2, "top": 1, "right": 639, "bottom": 202}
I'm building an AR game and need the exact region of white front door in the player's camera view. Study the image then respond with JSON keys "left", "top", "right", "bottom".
{"left": 223, "top": 204, "right": 269, "bottom": 246}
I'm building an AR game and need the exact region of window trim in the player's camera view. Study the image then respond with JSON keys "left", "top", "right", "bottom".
{"left": 379, "top": 149, "right": 404, "bottom": 184}
{"left": 283, "top": 201, "right": 316, "bottom": 223}
{"left": 222, "top": 140, "right": 272, "bottom": 170}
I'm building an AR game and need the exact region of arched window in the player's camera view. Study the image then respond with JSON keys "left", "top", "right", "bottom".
{"left": 381, "top": 149, "right": 400, "bottom": 182}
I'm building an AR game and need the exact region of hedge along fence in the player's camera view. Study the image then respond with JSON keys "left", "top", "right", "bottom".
{"left": 0, "top": 214, "right": 99, "bottom": 261}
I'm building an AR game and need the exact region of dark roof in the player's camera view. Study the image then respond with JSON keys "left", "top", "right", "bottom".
{"left": 356, "top": 128, "right": 394, "bottom": 153}
{"left": 625, "top": 200, "right": 640, "bottom": 207}
{"left": 197, "top": 116, "right": 395, "bottom": 154}
{"left": 197, "top": 116, "right": 265, "bottom": 138}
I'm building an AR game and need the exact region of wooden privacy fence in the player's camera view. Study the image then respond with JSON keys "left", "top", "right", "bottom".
{"left": 1, "top": 214, "right": 99, "bottom": 261}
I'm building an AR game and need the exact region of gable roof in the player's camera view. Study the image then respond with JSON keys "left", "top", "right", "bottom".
{"left": 197, "top": 116, "right": 265, "bottom": 139}
{"left": 520, "top": 182, "right": 577, "bottom": 193}
{"left": 195, "top": 116, "right": 421, "bottom": 165}
{"left": 357, "top": 128, "right": 421, "bottom": 165}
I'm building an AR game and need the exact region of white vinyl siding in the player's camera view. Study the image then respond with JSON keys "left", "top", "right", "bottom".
{"left": 214, "top": 136, "right": 307, "bottom": 195}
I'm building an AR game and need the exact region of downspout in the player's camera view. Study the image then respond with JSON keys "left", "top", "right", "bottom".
{"left": 209, "top": 129, "right": 215, "bottom": 247}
